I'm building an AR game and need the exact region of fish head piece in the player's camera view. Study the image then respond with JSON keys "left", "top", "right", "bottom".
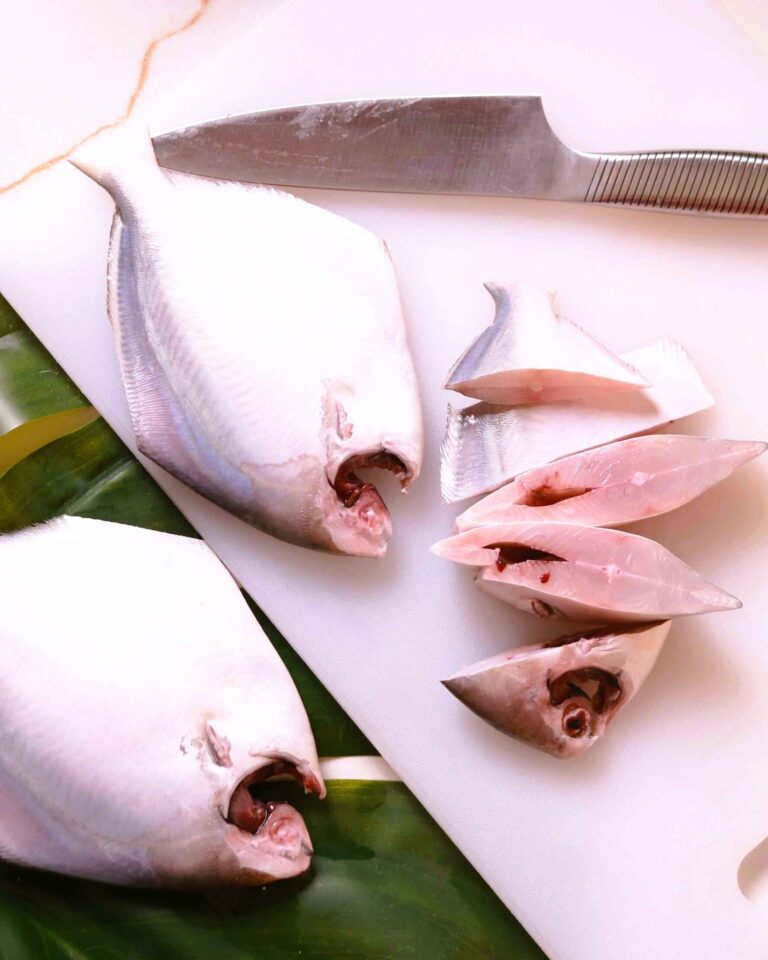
{"left": 443, "top": 621, "right": 670, "bottom": 758}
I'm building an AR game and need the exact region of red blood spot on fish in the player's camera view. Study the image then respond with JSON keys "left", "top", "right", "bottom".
{"left": 518, "top": 484, "right": 593, "bottom": 507}
{"left": 539, "top": 572, "right": 551, "bottom": 584}
{"left": 487, "top": 543, "right": 565, "bottom": 565}
{"left": 228, "top": 783, "right": 269, "bottom": 833}
{"left": 496, "top": 558, "right": 507, "bottom": 572}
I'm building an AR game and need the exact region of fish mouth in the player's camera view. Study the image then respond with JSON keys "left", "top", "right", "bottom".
{"left": 224, "top": 756, "right": 322, "bottom": 884}
{"left": 328, "top": 449, "right": 413, "bottom": 557}
{"left": 227, "top": 757, "right": 323, "bottom": 838}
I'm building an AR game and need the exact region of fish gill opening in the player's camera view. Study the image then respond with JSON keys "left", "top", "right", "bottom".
{"left": 227, "top": 760, "right": 320, "bottom": 835}
{"left": 486, "top": 542, "right": 566, "bottom": 573}
{"left": 547, "top": 668, "right": 622, "bottom": 740}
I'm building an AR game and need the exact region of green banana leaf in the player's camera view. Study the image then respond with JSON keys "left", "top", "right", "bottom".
{"left": 0, "top": 416, "right": 197, "bottom": 538}
{"left": 0, "top": 296, "right": 546, "bottom": 959}
{"left": 0, "top": 780, "right": 543, "bottom": 960}
{"left": 0, "top": 294, "right": 95, "bottom": 474}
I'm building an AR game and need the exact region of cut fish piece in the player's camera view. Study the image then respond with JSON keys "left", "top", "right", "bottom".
{"left": 456, "top": 435, "right": 766, "bottom": 530}
{"left": 444, "top": 282, "right": 648, "bottom": 404}
{"left": 441, "top": 338, "right": 713, "bottom": 502}
{"left": 0, "top": 517, "right": 324, "bottom": 887}
{"left": 432, "top": 521, "right": 740, "bottom": 622}
{"left": 70, "top": 124, "right": 423, "bottom": 557}
{"left": 443, "top": 621, "right": 670, "bottom": 758}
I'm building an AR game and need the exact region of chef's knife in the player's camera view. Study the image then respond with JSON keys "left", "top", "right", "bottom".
{"left": 154, "top": 96, "right": 768, "bottom": 217}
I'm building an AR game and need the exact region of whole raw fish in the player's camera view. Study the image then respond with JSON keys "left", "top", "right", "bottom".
{"left": 455, "top": 435, "right": 766, "bottom": 530}
{"left": 443, "top": 621, "right": 670, "bottom": 758}
{"left": 444, "top": 282, "right": 648, "bottom": 404}
{"left": 441, "top": 338, "right": 713, "bottom": 502}
{"left": 71, "top": 125, "right": 423, "bottom": 556}
{"left": 432, "top": 520, "right": 740, "bottom": 622}
{"left": 0, "top": 517, "right": 324, "bottom": 887}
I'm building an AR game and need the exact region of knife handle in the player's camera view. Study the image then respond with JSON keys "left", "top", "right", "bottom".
{"left": 583, "top": 149, "right": 768, "bottom": 216}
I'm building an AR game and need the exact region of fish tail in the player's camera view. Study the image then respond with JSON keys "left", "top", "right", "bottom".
{"left": 69, "top": 121, "right": 162, "bottom": 213}
{"left": 482, "top": 281, "right": 510, "bottom": 312}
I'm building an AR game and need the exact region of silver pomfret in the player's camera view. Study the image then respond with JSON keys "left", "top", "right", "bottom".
{"left": 0, "top": 517, "right": 323, "bottom": 887}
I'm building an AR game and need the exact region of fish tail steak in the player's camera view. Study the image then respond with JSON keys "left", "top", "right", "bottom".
{"left": 0, "top": 517, "right": 324, "bottom": 887}
{"left": 443, "top": 281, "right": 648, "bottom": 404}
{"left": 441, "top": 338, "right": 714, "bottom": 503}
{"left": 70, "top": 123, "right": 423, "bottom": 556}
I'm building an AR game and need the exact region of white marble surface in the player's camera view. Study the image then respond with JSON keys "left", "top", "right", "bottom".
{"left": 2, "top": 2, "right": 768, "bottom": 957}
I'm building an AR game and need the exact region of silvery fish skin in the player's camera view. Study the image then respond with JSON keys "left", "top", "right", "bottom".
{"left": 441, "top": 338, "right": 714, "bottom": 502}
{"left": 0, "top": 517, "right": 324, "bottom": 887}
{"left": 443, "top": 621, "right": 670, "bottom": 758}
{"left": 455, "top": 435, "right": 767, "bottom": 530}
{"left": 444, "top": 282, "right": 648, "bottom": 404}
{"left": 432, "top": 520, "right": 740, "bottom": 622}
{"left": 70, "top": 126, "right": 423, "bottom": 557}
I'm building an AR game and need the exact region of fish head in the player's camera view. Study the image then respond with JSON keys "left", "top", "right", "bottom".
{"left": 201, "top": 687, "right": 325, "bottom": 885}
{"left": 148, "top": 744, "right": 323, "bottom": 888}
{"left": 184, "top": 381, "right": 423, "bottom": 558}
{"left": 221, "top": 751, "right": 323, "bottom": 884}
{"left": 443, "top": 621, "right": 670, "bottom": 758}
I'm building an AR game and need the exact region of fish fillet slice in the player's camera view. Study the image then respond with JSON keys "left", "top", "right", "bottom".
{"left": 444, "top": 282, "right": 648, "bottom": 404}
{"left": 442, "top": 621, "right": 670, "bottom": 758}
{"left": 432, "top": 521, "right": 740, "bottom": 622}
{"left": 441, "top": 338, "right": 714, "bottom": 502}
{"left": 455, "top": 435, "right": 766, "bottom": 530}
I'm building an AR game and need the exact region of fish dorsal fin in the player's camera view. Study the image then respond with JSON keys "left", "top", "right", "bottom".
{"left": 444, "top": 281, "right": 648, "bottom": 404}
{"left": 107, "top": 212, "right": 252, "bottom": 515}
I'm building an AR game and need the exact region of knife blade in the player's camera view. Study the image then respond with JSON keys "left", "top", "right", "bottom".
{"left": 153, "top": 96, "right": 768, "bottom": 217}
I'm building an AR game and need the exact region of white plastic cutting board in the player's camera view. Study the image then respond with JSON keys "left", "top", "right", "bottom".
{"left": 2, "top": 1, "right": 768, "bottom": 957}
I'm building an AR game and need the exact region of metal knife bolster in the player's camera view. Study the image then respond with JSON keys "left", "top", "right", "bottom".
{"left": 154, "top": 96, "right": 768, "bottom": 218}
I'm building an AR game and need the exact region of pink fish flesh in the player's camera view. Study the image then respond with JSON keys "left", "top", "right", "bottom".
{"left": 441, "top": 338, "right": 714, "bottom": 502}
{"left": 432, "top": 521, "right": 740, "bottom": 622}
{"left": 455, "top": 435, "right": 766, "bottom": 530}
{"left": 444, "top": 282, "right": 649, "bottom": 404}
{"left": 443, "top": 621, "right": 670, "bottom": 758}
